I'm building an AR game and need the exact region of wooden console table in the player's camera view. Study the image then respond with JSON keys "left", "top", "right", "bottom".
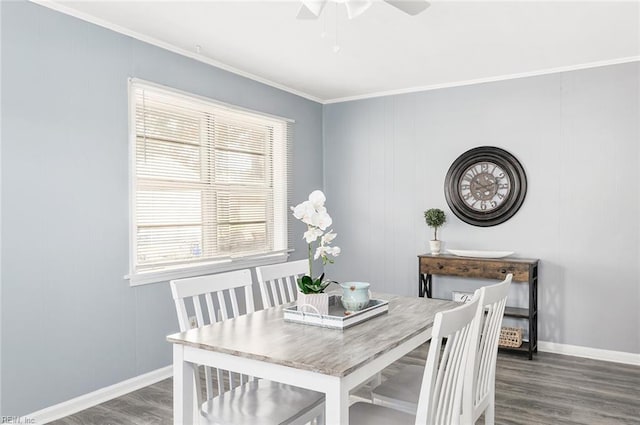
{"left": 418, "top": 254, "right": 539, "bottom": 359}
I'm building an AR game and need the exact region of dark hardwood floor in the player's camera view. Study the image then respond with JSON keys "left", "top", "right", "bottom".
{"left": 50, "top": 348, "right": 640, "bottom": 425}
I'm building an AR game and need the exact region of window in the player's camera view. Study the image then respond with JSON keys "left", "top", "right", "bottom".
{"left": 128, "top": 80, "right": 291, "bottom": 285}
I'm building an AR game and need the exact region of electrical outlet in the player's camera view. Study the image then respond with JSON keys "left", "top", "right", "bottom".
{"left": 452, "top": 291, "right": 474, "bottom": 303}
{"left": 188, "top": 316, "right": 198, "bottom": 329}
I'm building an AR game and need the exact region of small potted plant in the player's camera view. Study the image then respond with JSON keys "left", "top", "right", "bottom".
{"left": 424, "top": 208, "right": 446, "bottom": 255}
{"left": 291, "top": 190, "right": 341, "bottom": 314}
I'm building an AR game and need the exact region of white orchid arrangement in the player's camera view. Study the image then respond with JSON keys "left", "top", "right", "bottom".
{"left": 291, "top": 190, "right": 341, "bottom": 294}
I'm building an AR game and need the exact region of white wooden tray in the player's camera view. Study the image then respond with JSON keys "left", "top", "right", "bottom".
{"left": 283, "top": 295, "right": 389, "bottom": 330}
{"left": 447, "top": 249, "right": 514, "bottom": 258}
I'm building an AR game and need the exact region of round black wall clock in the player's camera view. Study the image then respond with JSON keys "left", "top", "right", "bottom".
{"left": 444, "top": 146, "right": 527, "bottom": 227}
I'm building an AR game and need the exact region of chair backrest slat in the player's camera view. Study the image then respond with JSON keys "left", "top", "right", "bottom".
{"left": 170, "top": 269, "right": 255, "bottom": 403}
{"left": 228, "top": 370, "right": 235, "bottom": 389}
{"left": 203, "top": 366, "right": 214, "bottom": 399}
{"left": 244, "top": 285, "right": 255, "bottom": 313}
{"left": 175, "top": 298, "right": 190, "bottom": 331}
{"left": 192, "top": 295, "right": 205, "bottom": 327}
{"left": 204, "top": 293, "right": 216, "bottom": 324}
{"left": 284, "top": 276, "right": 296, "bottom": 302}
{"left": 216, "top": 369, "right": 224, "bottom": 395}
{"left": 229, "top": 289, "right": 240, "bottom": 318}
{"left": 217, "top": 291, "right": 229, "bottom": 321}
{"left": 256, "top": 260, "right": 309, "bottom": 309}
{"left": 273, "top": 278, "right": 284, "bottom": 304}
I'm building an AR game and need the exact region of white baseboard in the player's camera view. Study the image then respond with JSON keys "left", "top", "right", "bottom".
{"left": 538, "top": 341, "right": 640, "bottom": 366}
{"left": 28, "top": 365, "right": 173, "bottom": 424}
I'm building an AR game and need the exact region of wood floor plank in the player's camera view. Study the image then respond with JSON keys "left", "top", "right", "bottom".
{"left": 49, "top": 349, "right": 640, "bottom": 425}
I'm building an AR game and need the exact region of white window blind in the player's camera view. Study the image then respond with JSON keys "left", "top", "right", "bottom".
{"left": 129, "top": 80, "right": 291, "bottom": 284}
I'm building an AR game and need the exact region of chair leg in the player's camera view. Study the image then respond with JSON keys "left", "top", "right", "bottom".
{"left": 484, "top": 397, "right": 495, "bottom": 425}
{"left": 371, "top": 371, "right": 382, "bottom": 387}
{"left": 192, "top": 365, "right": 204, "bottom": 412}
{"left": 308, "top": 407, "right": 325, "bottom": 425}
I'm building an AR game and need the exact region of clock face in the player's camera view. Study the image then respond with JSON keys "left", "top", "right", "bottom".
{"left": 445, "top": 147, "right": 527, "bottom": 227}
{"left": 459, "top": 161, "right": 511, "bottom": 212}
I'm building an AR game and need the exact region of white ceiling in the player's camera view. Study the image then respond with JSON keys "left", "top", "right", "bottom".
{"left": 40, "top": 1, "right": 640, "bottom": 103}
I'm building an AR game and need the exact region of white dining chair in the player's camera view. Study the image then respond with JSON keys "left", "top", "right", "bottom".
{"left": 255, "top": 259, "right": 308, "bottom": 308}
{"left": 170, "top": 269, "right": 325, "bottom": 425}
{"left": 370, "top": 274, "right": 513, "bottom": 424}
{"left": 349, "top": 292, "right": 484, "bottom": 425}
{"left": 462, "top": 274, "right": 512, "bottom": 425}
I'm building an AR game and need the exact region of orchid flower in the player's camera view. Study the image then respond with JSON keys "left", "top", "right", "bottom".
{"left": 308, "top": 190, "right": 326, "bottom": 208}
{"left": 303, "top": 227, "right": 324, "bottom": 243}
{"left": 290, "top": 190, "right": 341, "bottom": 290}
{"left": 321, "top": 231, "right": 337, "bottom": 245}
{"left": 314, "top": 244, "right": 341, "bottom": 263}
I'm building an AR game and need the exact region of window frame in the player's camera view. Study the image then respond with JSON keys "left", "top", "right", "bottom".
{"left": 126, "top": 78, "right": 292, "bottom": 286}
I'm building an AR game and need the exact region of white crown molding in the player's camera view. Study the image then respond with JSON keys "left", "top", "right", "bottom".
{"left": 538, "top": 340, "right": 640, "bottom": 366}
{"left": 28, "top": 366, "right": 172, "bottom": 424}
{"left": 28, "top": 0, "right": 324, "bottom": 104}
{"left": 31, "top": 1, "right": 639, "bottom": 106}
{"left": 324, "top": 56, "right": 640, "bottom": 104}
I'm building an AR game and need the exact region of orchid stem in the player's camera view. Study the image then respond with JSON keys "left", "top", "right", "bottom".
{"left": 308, "top": 242, "right": 313, "bottom": 278}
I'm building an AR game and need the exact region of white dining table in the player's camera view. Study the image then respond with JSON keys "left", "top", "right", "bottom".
{"left": 167, "top": 293, "right": 458, "bottom": 425}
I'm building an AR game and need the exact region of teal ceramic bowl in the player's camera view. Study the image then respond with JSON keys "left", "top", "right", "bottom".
{"left": 339, "top": 282, "right": 371, "bottom": 312}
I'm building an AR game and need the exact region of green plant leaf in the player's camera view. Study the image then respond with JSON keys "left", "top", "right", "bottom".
{"left": 296, "top": 273, "right": 331, "bottom": 294}
{"left": 424, "top": 208, "right": 446, "bottom": 228}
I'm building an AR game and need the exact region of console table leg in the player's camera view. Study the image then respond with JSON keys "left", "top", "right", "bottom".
{"left": 419, "top": 273, "right": 433, "bottom": 298}
{"left": 529, "top": 271, "right": 538, "bottom": 359}
{"left": 418, "top": 272, "right": 433, "bottom": 298}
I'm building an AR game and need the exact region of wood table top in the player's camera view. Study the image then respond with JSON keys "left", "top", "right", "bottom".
{"left": 418, "top": 254, "right": 539, "bottom": 264}
{"left": 167, "top": 293, "right": 458, "bottom": 377}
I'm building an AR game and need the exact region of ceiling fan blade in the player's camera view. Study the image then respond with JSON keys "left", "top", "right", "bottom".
{"left": 344, "top": 0, "right": 372, "bottom": 20}
{"left": 383, "top": 0, "right": 430, "bottom": 16}
{"left": 297, "top": 0, "right": 328, "bottom": 19}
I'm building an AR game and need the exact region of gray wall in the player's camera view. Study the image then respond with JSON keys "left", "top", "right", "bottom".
{"left": 324, "top": 62, "right": 640, "bottom": 354}
{"left": 0, "top": 1, "right": 322, "bottom": 415}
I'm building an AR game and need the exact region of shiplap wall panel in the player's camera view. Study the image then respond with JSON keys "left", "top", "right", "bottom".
{"left": 324, "top": 63, "right": 639, "bottom": 355}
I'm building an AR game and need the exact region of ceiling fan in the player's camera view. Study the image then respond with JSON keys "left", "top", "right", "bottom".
{"left": 297, "top": 0, "right": 430, "bottom": 20}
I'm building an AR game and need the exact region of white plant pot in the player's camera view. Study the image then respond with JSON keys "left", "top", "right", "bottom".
{"left": 429, "top": 240, "right": 442, "bottom": 255}
{"left": 297, "top": 292, "right": 329, "bottom": 315}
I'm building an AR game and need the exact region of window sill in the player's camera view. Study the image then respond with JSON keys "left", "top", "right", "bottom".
{"left": 126, "top": 251, "right": 290, "bottom": 286}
